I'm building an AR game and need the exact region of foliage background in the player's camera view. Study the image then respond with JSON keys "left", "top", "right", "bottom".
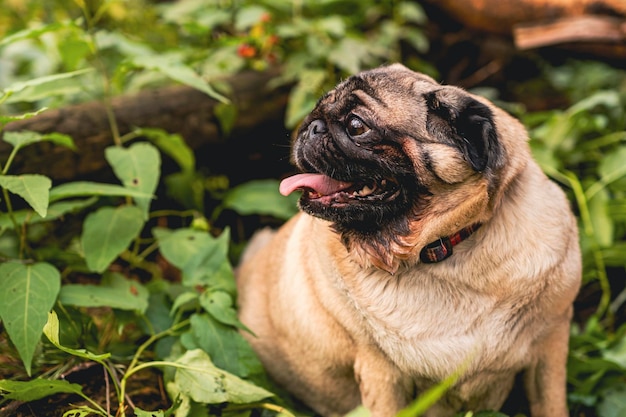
{"left": 0, "top": 0, "right": 625, "bottom": 416}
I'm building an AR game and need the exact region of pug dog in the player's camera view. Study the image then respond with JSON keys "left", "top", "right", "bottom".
{"left": 236, "top": 63, "right": 581, "bottom": 417}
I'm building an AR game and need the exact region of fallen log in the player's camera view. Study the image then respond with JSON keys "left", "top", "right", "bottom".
{"left": 2, "top": 69, "right": 291, "bottom": 181}
{"left": 514, "top": 15, "right": 626, "bottom": 58}
{"left": 426, "top": 0, "right": 626, "bottom": 59}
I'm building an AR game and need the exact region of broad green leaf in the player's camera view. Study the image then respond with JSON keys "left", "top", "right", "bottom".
{"left": 199, "top": 290, "right": 251, "bottom": 332}
{"left": 82, "top": 205, "right": 145, "bottom": 273}
{"left": 131, "top": 55, "right": 228, "bottom": 103}
{"left": 58, "top": 38, "right": 92, "bottom": 70}
{"left": 2, "top": 130, "right": 76, "bottom": 152}
{"left": 221, "top": 179, "right": 298, "bottom": 220}
{"left": 0, "top": 262, "right": 61, "bottom": 375}
{"left": 398, "top": 2, "right": 427, "bottom": 24}
{"left": 49, "top": 181, "right": 155, "bottom": 202}
{"left": 154, "top": 227, "right": 234, "bottom": 291}
{"left": 170, "top": 291, "right": 199, "bottom": 315}
{"left": 595, "top": 146, "right": 626, "bottom": 196}
{"left": 316, "top": 16, "right": 346, "bottom": 37}
{"left": 597, "top": 383, "right": 626, "bottom": 417}
{"left": 603, "top": 336, "right": 626, "bottom": 369}
{"left": 0, "top": 379, "right": 84, "bottom": 401}
{"left": 59, "top": 272, "right": 149, "bottom": 313}
{"left": 328, "top": 37, "right": 372, "bottom": 75}
{"left": 0, "top": 174, "right": 51, "bottom": 217}
{"left": 105, "top": 143, "right": 161, "bottom": 219}
{"left": 154, "top": 227, "right": 215, "bottom": 270}
{"left": 285, "top": 69, "right": 327, "bottom": 128}
{"left": 174, "top": 349, "right": 273, "bottom": 404}
{"left": 234, "top": 5, "right": 268, "bottom": 31}
{"left": 134, "top": 128, "right": 195, "bottom": 172}
{"left": 2, "top": 69, "right": 94, "bottom": 104}
{"left": 0, "top": 198, "right": 97, "bottom": 231}
{"left": 164, "top": 171, "right": 205, "bottom": 211}
{"left": 180, "top": 230, "right": 233, "bottom": 290}
{"left": 43, "top": 311, "right": 110, "bottom": 362}
{"left": 182, "top": 313, "right": 262, "bottom": 379}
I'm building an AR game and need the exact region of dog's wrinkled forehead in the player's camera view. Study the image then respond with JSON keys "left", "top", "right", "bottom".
{"left": 313, "top": 64, "right": 440, "bottom": 120}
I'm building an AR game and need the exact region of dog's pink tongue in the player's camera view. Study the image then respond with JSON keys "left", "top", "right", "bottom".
{"left": 279, "top": 174, "right": 353, "bottom": 196}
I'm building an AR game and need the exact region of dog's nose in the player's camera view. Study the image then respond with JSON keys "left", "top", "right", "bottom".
{"left": 307, "top": 119, "right": 328, "bottom": 138}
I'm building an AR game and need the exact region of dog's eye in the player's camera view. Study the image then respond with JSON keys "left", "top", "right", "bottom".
{"left": 346, "top": 116, "right": 369, "bottom": 136}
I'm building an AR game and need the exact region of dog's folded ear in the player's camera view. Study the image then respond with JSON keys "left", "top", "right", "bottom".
{"left": 425, "top": 90, "right": 504, "bottom": 173}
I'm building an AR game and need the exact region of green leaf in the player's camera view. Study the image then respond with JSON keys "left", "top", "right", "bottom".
{"left": 588, "top": 188, "right": 614, "bottom": 248}
{"left": 597, "top": 383, "right": 626, "bottom": 417}
{"left": 59, "top": 272, "right": 149, "bottom": 313}
{"left": 154, "top": 227, "right": 235, "bottom": 291}
{"left": 164, "top": 171, "right": 205, "bottom": 211}
{"left": 0, "top": 262, "right": 61, "bottom": 375}
{"left": 0, "top": 198, "right": 97, "bottom": 231}
{"left": 0, "top": 379, "right": 84, "bottom": 401}
{"left": 181, "top": 230, "right": 234, "bottom": 291}
{"left": 595, "top": 146, "right": 626, "bottom": 196}
{"left": 214, "top": 102, "right": 237, "bottom": 138}
{"left": 61, "top": 406, "right": 104, "bottom": 417}
{"left": 170, "top": 291, "right": 199, "bottom": 315}
{"left": 221, "top": 179, "right": 299, "bottom": 220}
{"left": 397, "top": 358, "right": 470, "bottom": 417}
{"left": 2, "top": 130, "right": 77, "bottom": 152}
{"left": 154, "top": 227, "right": 215, "bottom": 270}
{"left": 0, "top": 21, "right": 69, "bottom": 47}
{"left": 199, "top": 290, "right": 251, "bottom": 332}
{"left": 49, "top": 181, "right": 155, "bottom": 203}
{"left": 328, "top": 37, "right": 372, "bottom": 75}
{"left": 0, "top": 108, "right": 48, "bottom": 126}
{"left": 2, "top": 69, "right": 94, "bottom": 104}
{"left": 603, "top": 335, "right": 626, "bottom": 369}
{"left": 105, "top": 143, "right": 161, "bottom": 219}
{"left": 174, "top": 349, "right": 273, "bottom": 404}
{"left": 43, "top": 310, "right": 110, "bottom": 362}
{"left": 285, "top": 69, "right": 327, "bottom": 128}
{"left": 134, "top": 128, "right": 195, "bottom": 172}
{"left": 131, "top": 55, "right": 228, "bottom": 103}
{"left": 0, "top": 174, "right": 51, "bottom": 217}
{"left": 82, "top": 205, "right": 145, "bottom": 273}
{"left": 398, "top": 2, "right": 427, "bottom": 24}
{"left": 182, "top": 314, "right": 263, "bottom": 379}
{"left": 234, "top": 5, "right": 268, "bottom": 31}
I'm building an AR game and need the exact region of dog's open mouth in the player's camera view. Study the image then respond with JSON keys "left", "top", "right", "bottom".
{"left": 280, "top": 173, "right": 399, "bottom": 204}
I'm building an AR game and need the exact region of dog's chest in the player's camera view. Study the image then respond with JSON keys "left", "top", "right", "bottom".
{"left": 339, "top": 270, "right": 534, "bottom": 379}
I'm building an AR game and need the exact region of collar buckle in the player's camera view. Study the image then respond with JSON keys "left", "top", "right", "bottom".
{"left": 419, "top": 223, "right": 481, "bottom": 264}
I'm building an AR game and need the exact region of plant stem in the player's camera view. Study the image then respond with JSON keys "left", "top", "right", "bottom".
{"left": 117, "top": 319, "right": 190, "bottom": 412}
{"left": 226, "top": 402, "right": 297, "bottom": 417}
{"left": 565, "top": 171, "right": 612, "bottom": 324}
{"left": 78, "top": 2, "right": 123, "bottom": 147}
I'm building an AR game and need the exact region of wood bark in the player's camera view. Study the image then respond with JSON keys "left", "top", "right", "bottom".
{"left": 427, "top": 0, "right": 626, "bottom": 35}
{"left": 2, "top": 70, "right": 291, "bottom": 181}
{"left": 514, "top": 15, "right": 626, "bottom": 57}
{"left": 426, "top": 0, "right": 626, "bottom": 59}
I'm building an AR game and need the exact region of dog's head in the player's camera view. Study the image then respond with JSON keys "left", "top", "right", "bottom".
{"left": 280, "top": 64, "right": 525, "bottom": 273}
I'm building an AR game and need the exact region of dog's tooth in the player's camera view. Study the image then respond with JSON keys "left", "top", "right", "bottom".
{"left": 360, "top": 185, "right": 373, "bottom": 196}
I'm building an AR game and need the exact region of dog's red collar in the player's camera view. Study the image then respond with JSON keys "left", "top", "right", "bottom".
{"left": 420, "top": 223, "right": 482, "bottom": 263}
